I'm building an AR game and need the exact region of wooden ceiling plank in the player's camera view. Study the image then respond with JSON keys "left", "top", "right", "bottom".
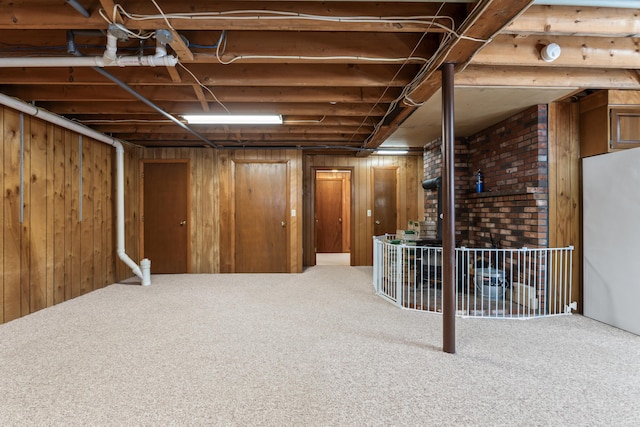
{"left": 407, "top": 0, "right": 535, "bottom": 102}
{"left": 458, "top": 65, "right": 640, "bottom": 89}
{"left": 91, "top": 123, "right": 371, "bottom": 133}
{"left": 72, "top": 115, "right": 373, "bottom": 127}
{"left": 1, "top": 85, "right": 399, "bottom": 104}
{"left": 188, "top": 31, "right": 437, "bottom": 65}
{"left": 472, "top": 34, "right": 640, "bottom": 69}
{"left": 0, "top": 5, "right": 106, "bottom": 29}
{"left": 98, "top": 0, "right": 124, "bottom": 24}
{"left": 36, "top": 101, "right": 388, "bottom": 117}
{"left": 108, "top": 1, "right": 464, "bottom": 33}
{"left": 166, "top": 66, "right": 183, "bottom": 83}
{"left": 115, "top": 132, "right": 366, "bottom": 142}
{"left": 505, "top": 5, "right": 640, "bottom": 37}
{"left": 128, "top": 140, "right": 363, "bottom": 149}
{"left": 0, "top": 64, "right": 416, "bottom": 87}
{"left": 364, "top": 0, "right": 535, "bottom": 150}
{"left": 192, "top": 85, "right": 210, "bottom": 112}
{"left": 167, "top": 30, "right": 194, "bottom": 61}
{"left": 0, "top": 1, "right": 464, "bottom": 32}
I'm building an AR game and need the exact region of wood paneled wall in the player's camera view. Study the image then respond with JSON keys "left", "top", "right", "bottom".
{"left": 2, "top": 105, "right": 418, "bottom": 324}
{"left": 117, "top": 144, "right": 143, "bottom": 281}
{"left": 0, "top": 105, "right": 131, "bottom": 324}
{"left": 548, "top": 101, "right": 582, "bottom": 311}
{"left": 141, "top": 148, "right": 303, "bottom": 273}
{"left": 303, "top": 154, "right": 424, "bottom": 266}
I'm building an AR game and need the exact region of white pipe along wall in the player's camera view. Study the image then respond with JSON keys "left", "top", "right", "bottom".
{"left": 0, "top": 93, "right": 152, "bottom": 286}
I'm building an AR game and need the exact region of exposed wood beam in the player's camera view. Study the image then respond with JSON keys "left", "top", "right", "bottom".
{"left": 119, "top": 1, "right": 464, "bottom": 33}
{"left": 187, "top": 31, "right": 437, "bottom": 64}
{"left": 0, "top": 5, "right": 107, "bottom": 29}
{"left": 98, "top": 0, "right": 124, "bottom": 24}
{"left": 0, "top": 30, "right": 435, "bottom": 65}
{"left": 90, "top": 124, "right": 372, "bottom": 134}
{"left": 0, "top": 64, "right": 417, "bottom": 87}
{"left": 76, "top": 115, "right": 374, "bottom": 127}
{"left": 37, "top": 101, "right": 388, "bottom": 116}
{"left": 192, "top": 85, "right": 210, "bottom": 112}
{"left": 457, "top": 65, "right": 640, "bottom": 89}
{"left": 0, "top": 1, "right": 464, "bottom": 32}
{"left": 167, "top": 31, "right": 194, "bottom": 61}
{"left": 363, "top": 0, "right": 534, "bottom": 151}
{"left": 407, "top": 0, "right": 535, "bottom": 102}
{"left": 505, "top": 5, "right": 640, "bottom": 37}
{"left": 115, "top": 132, "right": 367, "bottom": 142}
{"left": 128, "top": 140, "right": 364, "bottom": 149}
{"left": 0, "top": 85, "right": 399, "bottom": 104}
{"left": 472, "top": 34, "right": 640, "bottom": 69}
{"left": 166, "top": 66, "right": 182, "bottom": 83}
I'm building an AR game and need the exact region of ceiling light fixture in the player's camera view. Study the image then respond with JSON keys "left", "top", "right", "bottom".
{"left": 375, "top": 149, "right": 409, "bottom": 155}
{"left": 182, "top": 114, "right": 283, "bottom": 124}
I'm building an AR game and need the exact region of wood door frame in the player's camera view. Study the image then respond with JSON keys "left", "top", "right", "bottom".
{"left": 316, "top": 177, "right": 343, "bottom": 253}
{"left": 371, "top": 166, "right": 400, "bottom": 236}
{"left": 139, "top": 159, "right": 191, "bottom": 273}
{"left": 311, "top": 166, "right": 354, "bottom": 266}
{"left": 230, "top": 159, "right": 291, "bottom": 273}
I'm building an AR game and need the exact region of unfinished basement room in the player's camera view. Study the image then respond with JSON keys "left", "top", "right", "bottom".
{"left": 1, "top": 1, "right": 639, "bottom": 425}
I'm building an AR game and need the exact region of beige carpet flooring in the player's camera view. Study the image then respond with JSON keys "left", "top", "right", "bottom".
{"left": 0, "top": 266, "right": 639, "bottom": 426}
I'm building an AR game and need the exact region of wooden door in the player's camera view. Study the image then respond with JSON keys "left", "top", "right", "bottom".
{"left": 373, "top": 167, "right": 398, "bottom": 236}
{"left": 142, "top": 161, "right": 189, "bottom": 273}
{"left": 316, "top": 178, "right": 343, "bottom": 253}
{"left": 234, "top": 162, "right": 288, "bottom": 273}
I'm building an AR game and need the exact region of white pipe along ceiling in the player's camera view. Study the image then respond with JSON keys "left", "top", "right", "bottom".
{"left": 0, "top": 28, "right": 178, "bottom": 68}
{"left": 0, "top": 93, "right": 152, "bottom": 287}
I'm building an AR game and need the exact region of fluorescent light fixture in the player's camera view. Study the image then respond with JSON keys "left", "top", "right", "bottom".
{"left": 183, "top": 114, "right": 283, "bottom": 124}
{"left": 375, "top": 149, "right": 409, "bottom": 155}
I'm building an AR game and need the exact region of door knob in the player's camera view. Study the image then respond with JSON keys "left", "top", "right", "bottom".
{"left": 180, "top": 220, "right": 186, "bottom": 226}
{"left": 375, "top": 220, "right": 381, "bottom": 225}
{"left": 281, "top": 220, "right": 286, "bottom": 227}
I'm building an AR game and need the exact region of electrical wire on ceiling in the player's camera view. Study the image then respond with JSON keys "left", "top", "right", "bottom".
{"left": 177, "top": 63, "right": 230, "bottom": 114}
{"left": 92, "top": 2, "right": 490, "bottom": 150}
{"left": 349, "top": 1, "right": 453, "bottom": 147}
{"left": 101, "top": 4, "right": 489, "bottom": 43}
{"left": 213, "top": 30, "right": 431, "bottom": 65}
{"left": 97, "top": 9, "right": 155, "bottom": 40}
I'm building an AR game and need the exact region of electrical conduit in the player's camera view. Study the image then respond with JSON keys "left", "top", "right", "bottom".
{"left": 0, "top": 93, "right": 151, "bottom": 286}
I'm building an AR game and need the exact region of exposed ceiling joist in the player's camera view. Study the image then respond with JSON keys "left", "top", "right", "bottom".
{"left": 1, "top": 1, "right": 637, "bottom": 152}
{"left": 362, "top": 0, "right": 535, "bottom": 151}
{"left": 505, "top": 5, "right": 640, "bottom": 36}
{"left": 472, "top": 34, "right": 640, "bottom": 69}
{"left": 457, "top": 65, "right": 640, "bottom": 89}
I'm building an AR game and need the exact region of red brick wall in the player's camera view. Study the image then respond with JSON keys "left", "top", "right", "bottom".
{"left": 422, "top": 137, "right": 469, "bottom": 242}
{"left": 423, "top": 105, "right": 548, "bottom": 248}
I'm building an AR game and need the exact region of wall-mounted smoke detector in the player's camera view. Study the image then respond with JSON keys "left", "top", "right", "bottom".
{"left": 540, "top": 43, "right": 561, "bottom": 62}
